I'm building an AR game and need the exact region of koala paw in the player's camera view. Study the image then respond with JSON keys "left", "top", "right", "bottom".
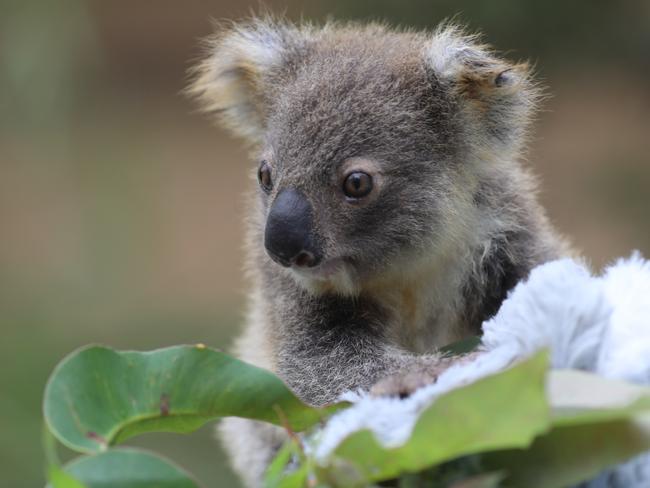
{"left": 370, "top": 352, "right": 480, "bottom": 399}
{"left": 369, "top": 368, "right": 440, "bottom": 399}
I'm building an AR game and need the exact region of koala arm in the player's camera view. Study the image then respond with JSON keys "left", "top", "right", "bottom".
{"left": 273, "top": 292, "right": 464, "bottom": 406}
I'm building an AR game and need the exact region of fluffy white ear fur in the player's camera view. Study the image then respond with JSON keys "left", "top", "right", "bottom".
{"left": 426, "top": 25, "right": 487, "bottom": 80}
{"left": 188, "top": 20, "right": 308, "bottom": 141}
{"left": 311, "top": 254, "right": 650, "bottom": 487}
{"left": 425, "top": 25, "right": 539, "bottom": 157}
{"left": 426, "top": 24, "right": 530, "bottom": 94}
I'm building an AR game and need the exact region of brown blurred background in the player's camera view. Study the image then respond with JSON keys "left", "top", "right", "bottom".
{"left": 1, "top": 1, "right": 648, "bottom": 486}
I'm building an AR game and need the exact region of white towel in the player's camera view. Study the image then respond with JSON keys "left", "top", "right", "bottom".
{"left": 310, "top": 253, "right": 650, "bottom": 487}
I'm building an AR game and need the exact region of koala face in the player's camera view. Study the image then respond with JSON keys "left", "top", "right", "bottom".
{"left": 256, "top": 45, "right": 455, "bottom": 293}
{"left": 190, "top": 20, "right": 537, "bottom": 295}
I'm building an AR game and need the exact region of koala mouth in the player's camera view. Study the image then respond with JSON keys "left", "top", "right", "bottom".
{"left": 290, "top": 256, "right": 360, "bottom": 296}
{"left": 292, "top": 256, "right": 349, "bottom": 280}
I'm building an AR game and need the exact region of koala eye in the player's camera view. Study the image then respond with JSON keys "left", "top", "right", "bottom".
{"left": 258, "top": 160, "right": 273, "bottom": 193}
{"left": 343, "top": 171, "right": 373, "bottom": 199}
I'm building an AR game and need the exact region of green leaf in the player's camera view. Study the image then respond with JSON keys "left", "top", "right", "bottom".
{"left": 548, "top": 369, "right": 650, "bottom": 426}
{"left": 43, "top": 423, "right": 86, "bottom": 488}
{"left": 275, "top": 464, "right": 310, "bottom": 488}
{"left": 439, "top": 336, "right": 481, "bottom": 356}
{"left": 265, "top": 442, "right": 296, "bottom": 488}
{"left": 447, "top": 472, "right": 505, "bottom": 488}
{"left": 265, "top": 440, "right": 307, "bottom": 488}
{"left": 46, "top": 448, "right": 199, "bottom": 488}
{"left": 326, "top": 351, "right": 551, "bottom": 482}
{"left": 393, "top": 459, "right": 504, "bottom": 488}
{"left": 484, "top": 418, "right": 650, "bottom": 488}
{"left": 48, "top": 466, "right": 87, "bottom": 488}
{"left": 483, "top": 370, "right": 650, "bottom": 487}
{"left": 44, "top": 345, "right": 340, "bottom": 453}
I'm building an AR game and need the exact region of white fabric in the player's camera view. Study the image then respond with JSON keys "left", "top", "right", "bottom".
{"left": 310, "top": 253, "right": 650, "bottom": 487}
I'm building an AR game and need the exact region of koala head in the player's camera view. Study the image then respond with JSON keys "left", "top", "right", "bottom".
{"left": 190, "top": 19, "right": 539, "bottom": 296}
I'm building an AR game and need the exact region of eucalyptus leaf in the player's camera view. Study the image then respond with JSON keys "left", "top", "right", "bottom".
{"left": 48, "top": 466, "right": 86, "bottom": 488}
{"left": 43, "top": 422, "right": 86, "bottom": 488}
{"left": 44, "top": 345, "right": 340, "bottom": 453}
{"left": 275, "top": 464, "right": 310, "bottom": 488}
{"left": 548, "top": 369, "right": 650, "bottom": 426}
{"left": 265, "top": 442, "right": 295, "bottom": 488}
{"left": 439, "top": 337, "right": 481, "bottom": 357}
{"left": 483, "top": 417, "right": 650, "bottom": 488}
{"left": 46, "top": 448, "right": 199, "bottom": 488}
{"left": 483, "top": 370, "right": 650, "bottom": 487}
{"left": 327, "top": 351, "right": 550, "bottom": 482}
{"left": 448, "top": 472, "right": 505, "bottom": 488}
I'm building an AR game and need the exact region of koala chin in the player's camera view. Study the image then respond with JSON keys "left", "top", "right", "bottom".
{"left": 189, "top": 16, "right": 571, "bottom": 488}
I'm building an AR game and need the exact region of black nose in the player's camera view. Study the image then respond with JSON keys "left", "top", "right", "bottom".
{"left": 264, "top": 189, "right": 322, "bottom": 268}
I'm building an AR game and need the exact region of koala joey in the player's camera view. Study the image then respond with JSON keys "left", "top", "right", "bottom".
{"left": 189, "top": 17, "right": 570, "bottom": 487}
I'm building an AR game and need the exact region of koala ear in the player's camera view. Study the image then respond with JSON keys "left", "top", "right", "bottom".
{"left": 426, "top": 25, "right": 540, "bottom": 154}
{"left": 188, "top": 19, "right": 310, "bottom": 142}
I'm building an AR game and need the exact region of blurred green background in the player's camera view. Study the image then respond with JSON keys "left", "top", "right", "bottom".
{"left": 1, "top": 0, "right": 648, "bottom": 486}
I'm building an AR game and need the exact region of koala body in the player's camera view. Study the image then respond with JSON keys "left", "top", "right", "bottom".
{"left": 190, "top": 18, "right": 569, "bottom": 487}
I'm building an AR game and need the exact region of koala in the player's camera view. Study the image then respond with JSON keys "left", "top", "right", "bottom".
{"left": 189, "top": 17, "right": 570, "bottom": 487}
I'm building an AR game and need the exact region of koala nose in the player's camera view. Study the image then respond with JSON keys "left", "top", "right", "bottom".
{"left": 264, "top": 189, "right": 322, "bottom": 268}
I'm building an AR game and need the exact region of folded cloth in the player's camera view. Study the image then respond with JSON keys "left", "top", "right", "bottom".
{"left": 311, "top": 253, "right": 650, "bottom": 487}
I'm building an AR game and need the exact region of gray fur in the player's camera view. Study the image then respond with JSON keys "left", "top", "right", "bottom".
{"left": 189, "top": 17, "right": 570, "bottom": 487}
